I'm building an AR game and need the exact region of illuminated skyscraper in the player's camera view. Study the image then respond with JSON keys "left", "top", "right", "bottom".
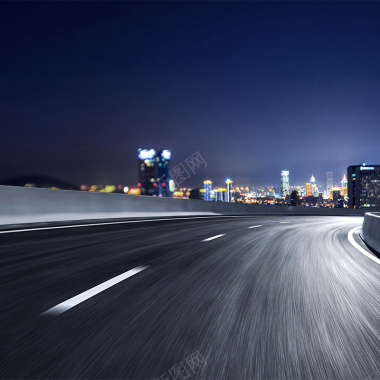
{"left": 341, "top": 174, "right": 348, "bottom": 188}
{"left": 138, "top": 148, "right": 157, "bottom": 196}
{"left": 310, "top": 174, "right": 318, "bottom": 197}
{"left": 138, "top": 148, "right": 172, "bottom": 196}
{"left": 341, "top": 174, "right": 348, "bottom": 198}
{"left": 348, "top": 164, "right": 380, "bottom": 209}
{"left": 306, "top": 183, "right": 311, "bottom": 197}
{"left": 222, "top": 188, "right": 228, "bottom": 202}
{"left": 226, "top": 179, "right": 233, "bottom": 202}
{"left": 281, "top": 170, "right": 289, "bottom": 198}
{"left": 204, "top": 180, "right": 212, "bottom": 201}
{"left": 156, "top": 149, "right": 171, "bottom": 197}
{"left": 214, "top": 188, "right": 221, "bottom": 202}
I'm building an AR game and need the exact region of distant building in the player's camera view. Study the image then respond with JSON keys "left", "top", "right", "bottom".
{"left": 341, "top": 174, "right": 348, "bottom": 198}
{"left": 336, "top": 198, "right": 344, "bottom": 208}
{"left": 189, "top": 188, "right": 203, "bottom": 200}
{"left": 221, "top": 188, "right": 228, "bottom": 202}
{"left": 226, "top": 179, "right": 233, "bottom": 202}
{"left": 310, "top": 175, "right": 318, "bottom": 197}
{"left": 214, "top": 188, "right": 221, "bottom": 202}
{"left": 281, "top": 170, "right": 289, "bottom": 198}
{"left": 302, "top": 196, "right": 318, "bottom": 207}
{"left": 299, "top": 186, "right": 306, "bottom": 197}
{"left": 290, "top": 190, "right": 300, "bottom": 206}
{"left": 348, "top": 164, "right": 380, "bottom": 209}
{"left": 156, "top": 149, "right": 172, "bottom": 197}
{"left": 306, "top": 182, "right": 311, "bottom": 197}
{"left": 331, "top": 188, "right": 341, "bottom": 201}
{"left": 326, "top": 171, "right": 333, "bottom": 193}
{"left": 204, "top": 180, "right": 212, "bottom": 201}
{"left": 138, "top": 148, "right": 172, "bottom": 196}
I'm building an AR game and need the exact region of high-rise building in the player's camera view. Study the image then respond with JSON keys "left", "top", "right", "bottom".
{"left": 138, "top": 149, "right": 157, "bottom": 196}
{"left": 281, "top": 170, "right": 289, "bottom": 198}
{"left": 341, "top": 174, "right": 348, "bottom": 198}
{"left": 331, "top": 187, "right": 342, "bottom": 201}
{"left": 214, "top": 188, "right": 221, "bottom": 202}
{"left": 226, "top": 179, "right": 233, "bottom": 202}
{"left": 221, "top": 188, "right": 228, "bottom": 202}
{"left": 138, "top": 148, "right": 172, "bottom": 196}
{"left": 348, "top": 163, "right": 380, "bottom": 209}
{"left": 326, "top": 171, "right": 333, "bottom": 193}
{"left": 306, "top": 183, "right": 311, "bottom": 197}
{"left": 156, "top": 149, "right": 172, "bottom": 197}
{"left": 204, "top": 180, "right": 212, "bottom": 201}
{"left": 290, "top": 190, "right": 300, "bottom": 206}
{"left": 310, "top": 174, "right": 318, "bottom": 197}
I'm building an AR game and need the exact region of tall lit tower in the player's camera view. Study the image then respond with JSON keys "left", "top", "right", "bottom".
{"left": 213, "top": 188, "right": 220, "bottom": 202}
{"left": 157, "top": 149, "right": 171, "bottom": 197}
{"left": 341, "top": 174, "right": 348, "bottom": 189}
{"left": 281, "top": 171, "right": 289, "bottom": 198}
{"left": 138, "top": 148, "right": 172, "bottom": 197}
{"left": 203, "top": 180, "right": 212, "bottom": 201}
{"left": 306, "top": 183, "right": 311, "bottom": 197}
{"left": 226, "top": 179, "right": 233, "bottom": 202}
{"left": 341, "top": 174, "right": 348, "bottom": 198}
{"left": 138, "top": 148, "right": 157, "bottom": 196}
{"left": 310, "top": 174, "right": 318, "bottom": 196}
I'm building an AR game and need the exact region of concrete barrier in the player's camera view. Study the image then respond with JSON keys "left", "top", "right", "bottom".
{"left": 362, "top": 212, "right": 380, "bottom": 253}
{"left": 0, "top": 185, "right": 366, "bottom": 226}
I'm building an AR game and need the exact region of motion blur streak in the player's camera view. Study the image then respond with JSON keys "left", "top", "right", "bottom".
{"left": 1, "top": 216, "right": 380, "bottom": 379}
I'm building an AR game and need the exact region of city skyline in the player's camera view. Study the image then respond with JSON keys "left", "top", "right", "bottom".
{"left": 1, "top": 2, "right": 380, "bottom": 186}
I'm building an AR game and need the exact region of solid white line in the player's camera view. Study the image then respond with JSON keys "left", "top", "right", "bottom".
{"left": 347, "top": 227, "right": 380, "bottom": 265}
{"left": 366, "top": 212, "right": 380, "bottom": 218}
{"left": 202, "top": 234, "right": 225, "bottom": 242}
{"left": 43, "top": 266, "right": 148, "bottom": 315}
{"left": 248, "top": 225, "right": 262, "bottom": 229}
{"left": 0, "top": 215, "right": 259, "bottom": 235}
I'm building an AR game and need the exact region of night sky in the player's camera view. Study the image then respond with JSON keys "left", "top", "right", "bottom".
{"left": 1, "top": 2, "right": 380, "bottom": 188}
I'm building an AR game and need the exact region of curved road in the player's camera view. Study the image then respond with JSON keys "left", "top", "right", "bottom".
{"left": 1, "top": 215, "right": 380, "bottom": 379}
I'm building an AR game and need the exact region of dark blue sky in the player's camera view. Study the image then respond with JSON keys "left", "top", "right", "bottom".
{"left": 1, "top": 2, "right": 380, "bottom": 187}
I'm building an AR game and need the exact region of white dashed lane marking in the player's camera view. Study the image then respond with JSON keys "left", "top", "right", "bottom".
{"left": 43, "top": 266, "right": 148, "bottom": 315}
{"left": 202, "top": 234, "right": 225, "bottom": 242}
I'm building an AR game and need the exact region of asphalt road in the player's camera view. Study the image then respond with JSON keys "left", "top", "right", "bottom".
{"left": 1, "top": 215, "right": 380, "bottom": 380}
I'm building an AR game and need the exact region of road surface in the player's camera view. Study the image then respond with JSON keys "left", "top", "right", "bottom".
{"left": 1, "top": 215, "right": 380, "bottom": 379}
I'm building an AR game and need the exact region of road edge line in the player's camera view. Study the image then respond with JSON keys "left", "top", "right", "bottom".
{"left": 347, "top": 226, "right": 380, "bottom": 265}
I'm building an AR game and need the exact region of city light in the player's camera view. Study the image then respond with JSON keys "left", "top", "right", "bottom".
{"left": 138, "top": 149, "right": 156, "bottom": 160}
{"left": 161, "top": 149, "right": 171, "bottom": 160}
